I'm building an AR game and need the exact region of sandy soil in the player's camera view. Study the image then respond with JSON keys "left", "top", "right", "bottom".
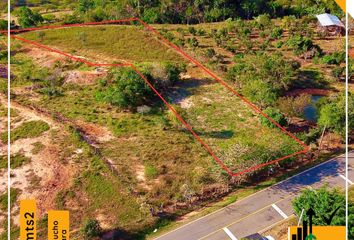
{"left": 0, "top": 95, "right": 77, "bottom": 225}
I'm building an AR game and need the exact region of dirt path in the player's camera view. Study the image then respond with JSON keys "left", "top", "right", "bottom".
{"left": 0, "top": 95, "right": 76, "bottom": 222}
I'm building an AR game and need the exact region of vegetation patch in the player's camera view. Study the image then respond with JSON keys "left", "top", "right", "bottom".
{"left": 21, "top": 25, "right": 186, "bottom": 64}
{"left": 1, "top": 120, "right": 50, "bottom": 143}
{"left": 0, "top": 188, "right": 21, "bottom": 211}
{"left": 0, "top": 153, "right": 31, "bottom": 169}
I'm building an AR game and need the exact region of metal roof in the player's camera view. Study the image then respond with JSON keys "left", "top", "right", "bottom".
{"left": 316, "top": 13, "right": 344, "bottom": 27}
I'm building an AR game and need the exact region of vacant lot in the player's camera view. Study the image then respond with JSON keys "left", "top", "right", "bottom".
{"left": 7, "top": 17, "right": 345, "bottom": 239}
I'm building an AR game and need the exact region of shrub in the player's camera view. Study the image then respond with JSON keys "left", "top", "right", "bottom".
{"left": 276, "top": 94, "right": 312, "bottom": 119}
{"left": 187, "top": 37, "right": 199, "bottom": 48}
{"left": 82, "top": 219, "right": 101, "bottom": 239}
{"left": 188, "top": 26, "right": 197, "bottom": 35}
{"left": 145, "top": 165, "right": 158, "bottom": 179}
{"left": 95, "top": 68, "right": 154, "bottom": 109}
{"left": 286, "top": 34, "right": 322, "bottom": 59}
{"left": 16, "top": 6, "right": 44, "bottom": 28}
{"left": 321, "top": 51, "right": 345, "bottom": 65}
{"left": 96, "top": 64, "right": 185, "bottom": 109}
{"left": 254, "top": 14, "right": 272, "bottom": 30}
{"left": 260, "top": 107, "right": 287, "bottom": 128}
{"left": 197, "top": 28, "right": 206, "bottom": 36}
{"left": 274, "top": 40, "right": 284, "bottom": 48}
{"left": 332, "top": 66, "right": 345, "bottom": 79}
{"left": 227, "top": 52, "right": 299, "bottom": 106}
{"left": 271, "top": 27, "right": 283, "bottom": 39}
{"left": 0, "top": 19, "right": 7, "bottom": 30}
{"left": 205, "top": 48, "right": 216, "bottom": 58}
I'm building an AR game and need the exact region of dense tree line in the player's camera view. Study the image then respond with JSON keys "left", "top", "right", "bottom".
{"left": 11, "top": 0, "right": 343, "bottom": 25}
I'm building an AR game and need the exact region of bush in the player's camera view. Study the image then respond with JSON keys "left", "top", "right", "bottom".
{"left": 321, "top": 51, "right": 345, "bottom": 65}
{"left": 188, "top": 26, "right": 197, "bottom": 35}
{"left": 227, "top": 52, "right": 299, "bottom": 106}
{"left": 16, "top": 6, "right": 44, "bottom": 28}
{"left": 260, "top": 107, "right": 287, "bottom": 128}
{"left": 292, "top": 186, "right": 345, "bottom": 226}
{"left": 286, "top": 34, "right": 322, "bottom": 58}
{"left": 274, "top": 40, "right": 284, "bottom": 48}
{"left": 96, "top": 64, "right": 185, "bottom": 109}
{"left": 271, "top": 27, "right": 283, "bottom": 39}
{"left": 254, "top": 14, "right": 272, "bottom": 30}
{"left": 96, "top": 68, "right": 154, "bottom": 109}
{"left": 82, "top": 219, "right": 101, "bottom": 239}
{"left": 187, "top": 37, "right": 199, "bottom": 48}
{"left": 0, "top": 19, "right": 7, "bottom": 30}
{"left": 197, "top": 28, "right": 206, "bottom": 36}
{"left": 205, "top": 48, "right": 216, "bottom": 58}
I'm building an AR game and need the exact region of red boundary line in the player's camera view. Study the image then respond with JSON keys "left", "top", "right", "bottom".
{"left": 4, "top": 19, "right": 309, "bottom": 177}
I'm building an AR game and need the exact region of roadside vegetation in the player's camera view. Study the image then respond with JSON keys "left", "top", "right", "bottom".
{"left": 293, "top": 186, "right": 354, "bottom": 239}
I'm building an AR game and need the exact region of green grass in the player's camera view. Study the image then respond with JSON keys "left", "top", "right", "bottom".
{"left": 0, "top": 188, "right": 21, "bottom": 211}
{"left": 1, "top": 120, "right": 50, "bottom": 143}
{"left": 0, "top": 153, "right": 31, "bottom": 169}
{"left": 21, "top": 25, "right": 186, "bottom": 64}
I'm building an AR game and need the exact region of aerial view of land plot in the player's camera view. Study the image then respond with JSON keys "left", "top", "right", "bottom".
{"left": 0, "top": 1, "right": 353, "bottom": 240}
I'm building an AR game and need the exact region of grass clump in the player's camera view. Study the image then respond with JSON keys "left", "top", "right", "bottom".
{"left": 0, "top": 188, "right": 21, "bottom": 211}
{"left": 1, "top": 120, "right": 50, "bottom": 143}
{"left": 145, "top": 165, "right": 158, "bottom": 179}
{"left": 0, "top": 153, "right": 31, "bottom": 169}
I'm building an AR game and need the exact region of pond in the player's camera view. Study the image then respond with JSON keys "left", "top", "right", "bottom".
{"left": 303, "top": 95, "right": 323, "bottom": 122}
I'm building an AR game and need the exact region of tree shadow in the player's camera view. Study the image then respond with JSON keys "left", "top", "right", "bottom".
{"left": 167, "top": 77, "right": 215, "bottom": 105}
{"left": 197, "top": 129, "right": 234, "bottom": 139}
{"left": 292, "top": 69, "right": 331, "bottom": 89}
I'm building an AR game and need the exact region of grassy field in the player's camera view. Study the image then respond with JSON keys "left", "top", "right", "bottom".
{"left": 21, "top": 25, "right": 186, "bottom": 64}
{"left": 9, "top": 19, "right": 345, "bottom": 239}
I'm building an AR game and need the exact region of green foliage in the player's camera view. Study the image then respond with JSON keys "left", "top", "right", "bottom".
{"left": 187, "top": 37, "right": 199, "bottom": 48}
{"left": 286, "top": 34, "right": 321, "bottom": 58}
{"left": 318, "top": 93, "right": 353, "bottom": 136}
{"left": 0, "top": 154, "right": 30, "bottom": 169}
{"left": 0, "top": 188, "right": 20, "bottom": 211}
{"left": 292, "top": 186, "right": 345, "bottom": 226}
{"left": 276, "top": 94, "right": 312, "bottom": 118}
{"left": 142, "top": 8, "right": 160, "bottom": 24}
{"left": 0, "top": 19, "right": 7, "bottom": 30}
{"left": 321, "top": 51, "right": 345, "bottom": 65}
{"left": 260, "top": 107, "right": 287, "bottom": 128}
{"left": 16, "top": 6, "right": 43, "bottom": 28}
{"left": 188, "top": 26, "right": 197, "bottom": 35}
{"left": 81, "top": 219, "right": 101, "bottom": 239}
{"left": 1, "top": 120, "right": 50, "bottom": 143}
{"left": 297, "top": 127, "right": 322, "bottom": 145}
{"left": 96, "top": 63, "right": 184, "bottom": 109}
{"left": 205, "top": 48, "right": 216, "bottom": 58}
{"left": 271, "top": 27, "right": 283, "bottom": 39}
{"left": 254, "top": 14, "right": 272, "bottom": 30}
{"left": 227, "top": 52, "right": 299, "bottom": 106}
{"left": 96, "top": 68, "right": 153, "bottom": 109}
{"left": 145, "top": 165, "right": 158, "bottom": 179}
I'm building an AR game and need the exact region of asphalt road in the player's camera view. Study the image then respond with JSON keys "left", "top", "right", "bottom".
{"left": 155, "top": 152, "right": 354, "bottom": 240}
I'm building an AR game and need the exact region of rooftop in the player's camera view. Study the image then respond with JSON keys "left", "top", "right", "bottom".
{"left": 316, "top": 13, "right": 344, "bottom": 27}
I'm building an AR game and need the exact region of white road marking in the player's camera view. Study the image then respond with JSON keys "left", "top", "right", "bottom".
{"left": 223, "top": 227, "right": 238, "bottom": 240}
{"left": 272, "top": 204, "right": 288, "bottom": 219}
{"left": 339, "top": 174, "right": 354, "bottom": 185}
